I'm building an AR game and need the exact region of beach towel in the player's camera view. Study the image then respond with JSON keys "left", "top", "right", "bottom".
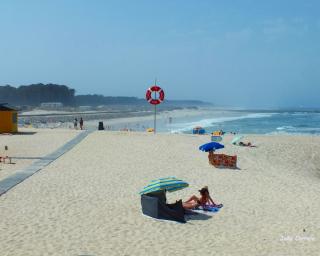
{"left": 191, "top": 205, "right": 222, "bottom": 216}
{"left": 200, "top": 205, "right": 223, "bottom": 212}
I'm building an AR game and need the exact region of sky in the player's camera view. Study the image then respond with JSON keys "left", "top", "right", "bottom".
{"left": 0, "top": 0, "right": 319, "bottom": 109}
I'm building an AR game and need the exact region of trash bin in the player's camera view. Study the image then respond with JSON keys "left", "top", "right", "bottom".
{"left": 98, "top": 121, "right": 104, "bottom": 130}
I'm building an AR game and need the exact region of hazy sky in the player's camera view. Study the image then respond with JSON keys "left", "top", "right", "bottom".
{"left": 0, "top": 0, "right": 319, "bottom": 108}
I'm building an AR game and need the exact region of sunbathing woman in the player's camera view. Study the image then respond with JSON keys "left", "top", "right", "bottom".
{"left": 239, "top": 141, "right": 257, "bottom": 147}
{"left": 182, "top": 186, "right": 223, "bottom": 209}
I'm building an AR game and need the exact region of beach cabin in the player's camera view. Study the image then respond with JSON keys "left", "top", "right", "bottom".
{"left": 0, "top": 104, "right": 18, "bottom": 133}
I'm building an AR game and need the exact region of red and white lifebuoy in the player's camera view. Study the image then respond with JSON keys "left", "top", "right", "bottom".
{"left": 145, "top": 86, "right": 165, "bottom": 105}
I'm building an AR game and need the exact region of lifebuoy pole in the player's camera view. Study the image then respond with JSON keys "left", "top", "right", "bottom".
{"left": 154, "top": 78, "right": 157, "bottom": 134}
{"left": 154, "top": 103, "right": 156, "bottom": 134}
{"left": 145, "top": 80, "right": 164, "bottom": 134}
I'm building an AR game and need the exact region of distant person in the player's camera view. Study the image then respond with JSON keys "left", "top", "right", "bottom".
{"left": 80, "top": 117, "right": 84, "bottom": 130}
{"left": 74, "top": 118, "right": 78, "bottom": 129}
{"left": 239, "top": 141, "right": 256, "bottom": 147}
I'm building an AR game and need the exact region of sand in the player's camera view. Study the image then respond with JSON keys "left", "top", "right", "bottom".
{"left": 0, "top": 128, "right": 81, "bottom": 181}
{"left": 0, "top": 131, "right": 319, "bottom": 255}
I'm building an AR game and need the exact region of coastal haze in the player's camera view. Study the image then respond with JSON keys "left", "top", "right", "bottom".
{"left": 0, "top": 1, "right": 320, "bottom": 108}
{"left": 0, "top": 1, "right": 320, "bottom": 256}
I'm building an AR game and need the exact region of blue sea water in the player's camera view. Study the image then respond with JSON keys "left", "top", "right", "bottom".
{"left": 167, "top": 111, "right": 320, "bottom": 135}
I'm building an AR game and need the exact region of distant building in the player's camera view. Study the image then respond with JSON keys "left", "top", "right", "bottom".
{"left": 40, "top": 102, "right": 63, "bottom": 110}
{"left": 78, "top": 106, "right": 92, "bottom": 111}
{"left": 0, "top": 103, "right": 18, "bottom": 133}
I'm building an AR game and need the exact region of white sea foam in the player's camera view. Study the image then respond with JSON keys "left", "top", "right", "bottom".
{"left": 272, "top": 126, "right": 320, "bottom": 135}
{"left": 291, "top": 112, "right": 320, "bottom": 116}
{"left": 170, "top": 113, "right": 275, "bottom": 133}
{"left": 276, "top": 126, "right": 295, "bottom": 131}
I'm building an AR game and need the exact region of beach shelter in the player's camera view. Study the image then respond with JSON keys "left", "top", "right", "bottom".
{"left": 211, "top": 135, "right": 223, "bottom": 142}
{"left": 231, "top": 135, "right": 244, "bottom": 145}
{"left": 0, "top": 104, "right": 18, "bottom": 133}
{"left": 141, "top": 191, "right": 186, "bottom": 223}
{"left": 199, "top": 142, "right": 224, "bottom": 152}
{"left": 193, "top": 126, "right": 205, "bottom": 135}
{"left": 140, "top": 177, "right": 188, "bottom": 223}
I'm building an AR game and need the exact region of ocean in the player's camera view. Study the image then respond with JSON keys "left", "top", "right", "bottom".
{"left": 162, "top": 110, "right": 320, "bottom": 135}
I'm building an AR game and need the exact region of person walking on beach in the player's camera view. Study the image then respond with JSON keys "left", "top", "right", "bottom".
{"left": 80, "top": 117, "right": 84, "bottom": 130}
{"left": 74, "top": 118, "right": 78, "bottom": 129}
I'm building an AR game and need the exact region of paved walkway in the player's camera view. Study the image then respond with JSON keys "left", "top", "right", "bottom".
{"left": 0, "top": 130, "right": 91, "bottom": 196}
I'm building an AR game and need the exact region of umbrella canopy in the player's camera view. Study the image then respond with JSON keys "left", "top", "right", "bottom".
{"left": 199, "top": 142, "right": 224, "bottom": 152}
{"left": 139, "top": 177, "right": 189, "bottom": 195}
{"left": 231, "top": 135, "right": 244, "bottom": 145}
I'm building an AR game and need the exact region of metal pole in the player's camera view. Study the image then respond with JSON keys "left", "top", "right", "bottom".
{"left": 154, "top": 103, "right": 156, "bottom": 134}
{"left": 154, "top": 78, "right": 157, "bottom": 134}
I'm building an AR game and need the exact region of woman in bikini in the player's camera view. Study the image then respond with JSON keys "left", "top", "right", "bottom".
{"left": 182, "top": 186, "right": 222, "bottom": 209}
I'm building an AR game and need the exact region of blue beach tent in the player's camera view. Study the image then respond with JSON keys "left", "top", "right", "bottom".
{"left": 193, "top": 126, "right": 206, "bottom": 135}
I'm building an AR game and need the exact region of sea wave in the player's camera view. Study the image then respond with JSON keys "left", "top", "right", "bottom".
{"left": 276, "top": 126, "right": 295, "bottom": 131}
{"left": 170, "top": 113, "right": 275, "bottom": 133}
{"left": 274, "top": 126, "right": 320, "bottom": 134}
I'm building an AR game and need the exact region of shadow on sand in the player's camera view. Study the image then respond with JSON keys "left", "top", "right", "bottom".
{"left": 185, "top": 210, "right": 213, "bottom": 221}
{"left": 0, "top": 131, "right": 37, "bottom": 136}
{"left": 15, "top": 131, "right": 37, "bottom": 135}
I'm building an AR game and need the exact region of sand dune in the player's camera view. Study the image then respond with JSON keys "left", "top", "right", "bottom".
{"left": 0, "top": 132, "right": 319, "bottom": 255}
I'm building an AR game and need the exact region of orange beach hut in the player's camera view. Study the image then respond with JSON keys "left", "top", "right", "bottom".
{"left": 0, "top": 104, "right": 18, "bottom": 133}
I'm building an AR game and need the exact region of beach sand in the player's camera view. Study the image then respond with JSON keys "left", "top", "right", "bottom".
{"left": 0, "top": 128, "right": 80, "bottom": 181}
{"left": 0, "top": 131, "right": 319, "bottom": 255}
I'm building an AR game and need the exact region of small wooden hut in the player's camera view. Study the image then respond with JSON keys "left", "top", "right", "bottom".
{"left": 0, "top": 104, "right": 18, "bottom": 133}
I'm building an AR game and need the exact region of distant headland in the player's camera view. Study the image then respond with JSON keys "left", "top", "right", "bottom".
{"left": 0, "top": 83, "right": 211, "bottom": 110}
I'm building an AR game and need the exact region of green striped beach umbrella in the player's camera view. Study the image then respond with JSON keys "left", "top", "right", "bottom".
{"left": 139, "top": 177, "right": 189, "bottom": 195}
{"left": 231, "top": 135, "right": 244, "bottom": 145}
